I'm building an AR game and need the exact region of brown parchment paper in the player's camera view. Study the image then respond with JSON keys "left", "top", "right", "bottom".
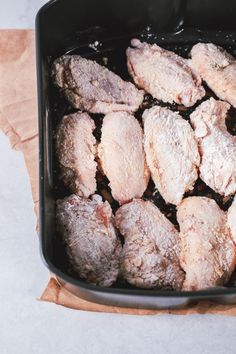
{"left": 1, "top": 29, "right": 236, "bottom": 316}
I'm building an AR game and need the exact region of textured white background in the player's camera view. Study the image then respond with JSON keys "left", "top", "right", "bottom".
{"left": 1, "top": 1, "right": 236, "bottom": 353}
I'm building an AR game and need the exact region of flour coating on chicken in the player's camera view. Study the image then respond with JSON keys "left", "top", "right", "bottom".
{"left": 98, "top": 112, "right": 150, "bottom": 204}
{"left": 190, "top": 98, "right": 236, "bottom": 196}
{"left": 56, "top": 194, "right": 122, "bottom": 286}
{"left": 56, "top": 112, "right": 97, "bottom": 198}
{"left": 127, "top": 39, "right": 205, "bottom": 107}
{"left": 143, "top": 106, "right": 200, "bottom": 205}
{"left": 177, "top": 197, "right": 236, "bottom": 291}
{"left": 115, "top": 199, "right": 185, "bottom": 290}
{"left": 52, "top": 55, "right": 144, "bottom": 113}
{"left": 191, "top": 43, "right": 236, "bottom": 108}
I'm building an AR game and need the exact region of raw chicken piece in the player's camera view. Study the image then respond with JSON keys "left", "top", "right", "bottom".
{"left": 228, "top": 198, "right": 236, "bottom": 244}
{"left": 56, "top": 194, "right": 122, "bottom": 287}
{"left": 52, "top": 55, "right": 144, "bottom": 114}
{"left": 177, "top": 197, "right": 236, "bottom": 291}
{"left": 142, "top": 106, "right": 200, "bottom": 205}
{"left": 127, "top": 39, "right": 205, "bottom": 107}
{"left": 190, "top": 98, "right": 236, "bottom": 196}
{"left": 98, "top": 112, "right": 150, "bottom": 204}
{"left": 191, "top": 43, "right": 236, "bottom": 108}
{"left": 115, "top": 199, "right": 185, "bottom": 290}
{"left": 56, "top": 112, "right": 97, "bottom": 198}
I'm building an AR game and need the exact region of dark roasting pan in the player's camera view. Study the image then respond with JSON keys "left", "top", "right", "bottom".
{"left": 36, "top": 0, "right": 236, "bottom": 309}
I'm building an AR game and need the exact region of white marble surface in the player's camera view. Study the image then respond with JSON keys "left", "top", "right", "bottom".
{"left": 1, "top": 1, "right": 236, "bottom": 353}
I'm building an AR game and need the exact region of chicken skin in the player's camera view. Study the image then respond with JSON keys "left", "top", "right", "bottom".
{"left": 56, "top": 112, "right": 97, "bottom": 198}
{"left": 190, "top": 98, "right": 236, "bottom": 196}
{"left": 115, "top": 199, "right": 185, "bottom": 290}
{"left": 127, "top": 39, "right": 205, "bottom": 107}
{"left": 177, "top": 197, "right": 236, "bottom": 291}
{"left": 142, "top": 106, "right": 200, "bottom": 205}
{"left": 191, "top": 43, "right": 236, "bottom": 108}
{"left": 52, "top": 55, "right": 144, "bottom": 114}
{"left": 56, "top": 194, "right": 122, "bottom": 287}
{"left": 228, "top": 197, "right": 236, "bottom": 244}
{"left": 98, "top": 112, "right": 150, "bottom": 204}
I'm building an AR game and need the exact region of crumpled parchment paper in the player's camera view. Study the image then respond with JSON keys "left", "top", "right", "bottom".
{"left": 1, "top": 29, "right": 236, "bottom": 315}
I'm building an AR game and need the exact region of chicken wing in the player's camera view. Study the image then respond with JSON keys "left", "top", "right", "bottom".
{"left": 191, "top": 43, "right": 236, "bottom": 108}
{"left": 228, "top": 198, "right": 236, "bottom": 244}
{"left": 98, "top": 112, "right": 150, "bottom": 204}
{"left": 177, "top": 197, "right": 236, "bottom": 291}
{"left": 56, "top": 194, "right": 122, "bottom": 287}
{"left": 127, "top": 39, "right": 205, "bottom": 107}
{"left": 52, "top": 55, "right": 144, "bottom": 114}
{"left": 115, "top": 199, "right": 185, "bottom": 290}
{"left": 142, "top": 106, "right": 200, "bottom": 205}
{"left": 190, "top": 98, "right": 236, "bottom": 196}
{"left": 56, "top": 112, "right": 97, "bottom": 198}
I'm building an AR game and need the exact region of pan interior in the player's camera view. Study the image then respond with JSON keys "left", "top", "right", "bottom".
{"left": 48, "top": 26, "right": 236, "bottom": 291}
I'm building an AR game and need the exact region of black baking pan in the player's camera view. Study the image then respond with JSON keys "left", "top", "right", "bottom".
{"left": 36, "top": 0, "right": 236, "bottom": 309}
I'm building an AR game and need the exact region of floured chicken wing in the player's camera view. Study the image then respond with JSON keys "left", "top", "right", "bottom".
{"left": 142, "top": 106, "right": 200, "bottom": 205}
{"left": 177, "top": 197, "right": 236, "bottom": 291}
{"left": 191, "top": 43, "right": 236, "bottom": 108}
{"left": 228, "top": 198, "right": 236, "bottom": 244}
{"left": 190, "top": 98, "right": 236, "bottom": 196}
{"left": 115, "top": 199, "right": 185, "bottom": 290}
{"left": 98, "top": 112, "right": 150, "bottom": 204}
{"left": 127, "top": 39, "right": 205, "bottom": 107}
{"left": 56, "top": 194, "right": 122, "bottom": 287}
{"left": 56, "top": 112, "right": 97, "bottom": 198}
{"left": 52, "top": 55, "right": 144, "bottom": 114}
